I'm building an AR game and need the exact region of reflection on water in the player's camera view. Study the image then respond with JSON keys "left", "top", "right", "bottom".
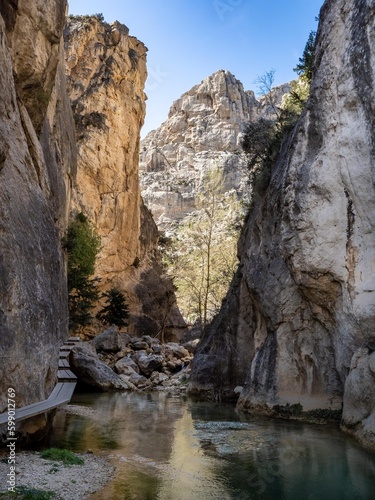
{"left": 46, "top": 392, "right": 375, "bottom": 499}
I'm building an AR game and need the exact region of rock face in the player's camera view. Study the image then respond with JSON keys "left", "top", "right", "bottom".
{"left": 140, "top": 69, "right": 290, "bottom": 232}
{"left": 64, "top": 16, "right": 185, "bottom": 339}
{"left": 0, "top": 1, "right": 75, "bottom": 416}
{"left": 189, "top": 0, "right": 375, "bottom": 448}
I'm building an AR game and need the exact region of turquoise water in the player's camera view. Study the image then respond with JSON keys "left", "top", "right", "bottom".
{"left": 46, "top": 392, "right": 375, "bottom": 499}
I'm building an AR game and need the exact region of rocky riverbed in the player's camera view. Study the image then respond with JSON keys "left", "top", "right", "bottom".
{"left": 69, "top": 326, "right": 199, "bottom": 393}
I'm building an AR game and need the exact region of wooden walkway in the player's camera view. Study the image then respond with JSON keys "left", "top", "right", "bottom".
{"left": 0, "top": 337, "right": 80, "bottom": 426}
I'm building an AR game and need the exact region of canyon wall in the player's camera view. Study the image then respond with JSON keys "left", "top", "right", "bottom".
{"left": 0, "top": 5, "right": 184, "bottom": 437}
{"left": 140, "top": 70, "right": 289, "bottom": 233}
{"left": 0, "top": 0, "right": 75, "bottom": 423}
{"left": 189, "top": 0, "right": 375, "bottom": 449}
{"left": 64, "top": 17, "right": 185, "bottom": 339}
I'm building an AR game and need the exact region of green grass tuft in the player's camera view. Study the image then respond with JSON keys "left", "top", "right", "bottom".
{"left": 40, "top": 448, "right": 84, "bottom": 466}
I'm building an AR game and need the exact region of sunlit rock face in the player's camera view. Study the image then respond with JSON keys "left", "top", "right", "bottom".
{"left": 0, "top": 0, "right": 75, "bottom": 416}
{"left": 189, "top": 0, "right": 375, "bottom": 448}
{"left": 64, "top": 17, "right": 185, "bottom": 339}
{"left": 140, "top": 69, "right": 290, "bottom": 232}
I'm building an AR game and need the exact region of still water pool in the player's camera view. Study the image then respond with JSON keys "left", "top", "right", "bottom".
{"left": 46, "top": 392, "right": 375, "bottom": 499}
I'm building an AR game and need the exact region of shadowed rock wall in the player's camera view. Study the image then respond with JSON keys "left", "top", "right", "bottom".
{"left": 0, "top": 0, "right": 75, "bottom": 417}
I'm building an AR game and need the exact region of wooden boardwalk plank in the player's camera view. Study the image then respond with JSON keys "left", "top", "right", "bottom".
{"left": 14, "top": 383, "right": 77, "bottom": 423}
{"left": 0, "top": 338, "right": 80, "bottom": 426}
{"left": 48, "top": 383, "right": 66, "bottom": 400}
{"left": 58, "top": 369, "right": 77, "bottom": 381}
{"left": 0, "top": 382, "right": 76, "bottom": 425}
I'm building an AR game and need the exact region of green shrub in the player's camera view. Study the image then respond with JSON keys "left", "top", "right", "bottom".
{"left": 68, "top": 13, "right": 104, "bottom": 23}
{"left": 305, "top": 408, "right": 342, "bottom": 421}
{"left": 242, "top": 30, "right": 317, "bottom": 202}
{"left": 40, "top": 448, "right": 84, "bottom": 466}
{"left": 242, "top": 114, "right": 295, "bottom": 199}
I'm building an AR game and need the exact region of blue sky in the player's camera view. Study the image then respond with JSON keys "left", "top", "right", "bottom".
{"left": 68, "top": 0, "right": 324, "bottom": 137}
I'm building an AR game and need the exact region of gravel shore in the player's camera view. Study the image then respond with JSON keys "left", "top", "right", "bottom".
{"left": 0, "top": 449, "right": 114, "bottom": 499}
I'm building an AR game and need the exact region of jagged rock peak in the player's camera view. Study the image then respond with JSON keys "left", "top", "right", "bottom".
{"left": 140, "top": 69, "right": 290, "bottom": 232}
{"left": 144, "top": 69, "right": 261, "bottom": 155}
{"left": 167, "top": 69, "right": 257, "bottom": 125}
{"left": 65, "top": 16, "right": 131, "bottom": 49}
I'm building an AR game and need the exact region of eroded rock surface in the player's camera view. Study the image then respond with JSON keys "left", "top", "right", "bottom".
{"left": 189, "top": 0, "right": 375, "bottom": 448}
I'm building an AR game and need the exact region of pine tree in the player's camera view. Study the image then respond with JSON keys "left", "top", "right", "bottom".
{"left": 97, "top": 287, "right": 130, "bottom": 327}
{"left": 65, "top": 212, "right": 101, "bottom": 330}
{"left": 294, "top": 31, "right": 316, "bottom": 83}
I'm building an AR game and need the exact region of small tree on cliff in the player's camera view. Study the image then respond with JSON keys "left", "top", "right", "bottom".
{"left": 65, "top": 212, "right": 101, "bottom": 331}
{"left": 97, "top": 287, "right": 130, "bottom": 327}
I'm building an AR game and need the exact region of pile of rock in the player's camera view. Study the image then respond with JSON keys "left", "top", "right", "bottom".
{"left": 69, "top": 326, "right": 198, "bottom": 393}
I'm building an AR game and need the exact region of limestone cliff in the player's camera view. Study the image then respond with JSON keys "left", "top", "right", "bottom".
{"left": 0, "top": 0, "right": 75, "bottom": 424}
{"left": 64, "top": 17, "right": 184, "bottom": 339}
{"left": 140, "top": 70, "right": 290, "bottom": 232}
{"left": 189, "top": 0, "right": 375, "bottom": 449}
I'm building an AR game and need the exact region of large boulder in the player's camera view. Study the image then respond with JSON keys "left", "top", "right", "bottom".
{"left": 128, "top": 372, "right": 149, "bottom": 388}
{"left": 69, "top": 345, "right": 129, "bottom": 391}
{"left": 137, "top": 354, "right": 164, "bottom": 377}
{"left": 131, "top": 341, "right": 149, "bottom": 351}
{"left": 119, "top": 333, "right": 132, "bottom": 348}
{"left": 91, "top": 326, "right": 121, "bottom": 353}
{"left": 115, "top": 356, "right": 139, "bottom": 376}
{"left": 183, "top": 339, "right": 200, "bottom": 354}
{"left": 164, "top": 343, "right": 190, "bottom": 360}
